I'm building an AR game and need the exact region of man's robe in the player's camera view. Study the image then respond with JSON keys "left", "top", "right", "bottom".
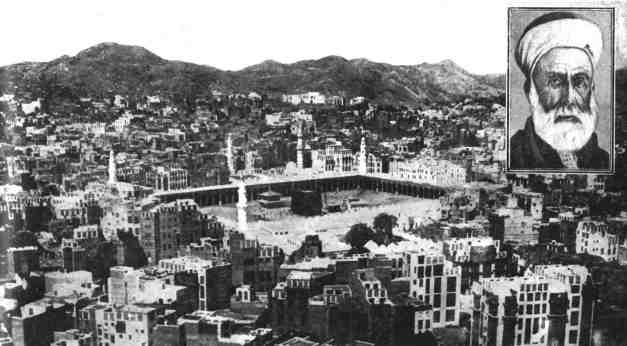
{"left": 509, "top": 117, "right": 609, "bottom": 170}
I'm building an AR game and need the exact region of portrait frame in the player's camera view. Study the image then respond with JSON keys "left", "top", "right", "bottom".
{"left": 506, "top": 7, "right": 616, "bottom": 174}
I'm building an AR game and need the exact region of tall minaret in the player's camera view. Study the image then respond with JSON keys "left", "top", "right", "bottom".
{"left": 296, "top": 124, "right": 303, "bottom": 170}
{"left": 237, "top": 181, "right": 248, "bottom": 233}
{"left": 226, "top": 133, "right": 234, "bottom": 175}
{"left": 244, "top": 151, "right": 253, "bottom": 172}
{"left": 108, "top": 150, "right": 117, "bottom": 184}
{"left": 358, "top": 136, "right": 367, "bottom": 174}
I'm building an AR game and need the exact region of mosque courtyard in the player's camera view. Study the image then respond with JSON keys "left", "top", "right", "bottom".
{"left": 201, "top": 189, "right": 441, "bottom": 254}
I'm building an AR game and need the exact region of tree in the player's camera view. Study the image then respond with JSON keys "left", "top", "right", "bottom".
{"left": 345, "top": 223, "right": 375, "bottom": 249}
{"left": 373, "top": 213, "right": 398, "bottom": 239}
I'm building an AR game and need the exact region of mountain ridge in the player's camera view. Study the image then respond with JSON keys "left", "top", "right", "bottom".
{"left": 0, "top": 42, "right": 508, "bottom": 106}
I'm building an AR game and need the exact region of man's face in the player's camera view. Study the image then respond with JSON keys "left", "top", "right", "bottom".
{"left": 529, "top": 47, "right": 597, "bottom": 152}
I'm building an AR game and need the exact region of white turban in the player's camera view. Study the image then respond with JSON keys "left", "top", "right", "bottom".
{"left": 515, "top": 14, "right": 603, "bottom": 77}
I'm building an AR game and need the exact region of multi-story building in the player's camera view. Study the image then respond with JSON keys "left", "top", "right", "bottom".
{"left": 389, "top": 157, "right": 467, "bottom": 186}
{"left": 403, "top": 249, "right": 462, "bottom": 328}
{"left": 576, "top": 220, "right": 618, "bottom": 261}
{"left": 265, "top": 110, "right": 314, "bottom": 127}
{"left": 491, "top": 199, "right": 540, "bottom": 246}
{"left": 44, "top": 270, "right": 94, "bottom": 293}
{"left": 349, "top": 268, "right": 390, "bottom": 305}
{"left": 111, "top": 113, "right": 135, "bottom": 133}
{"left": 158, "top": 256, "right": 231, "bottom": 311}
{"left": 308, "top": 139, "right": 383, "bottom": 175}
{"left": 470, "top": 268, "right": 592, "bottom": 346}
{"left": 0, "top": 185, "right": 25, "bottom": 226}
{"left": 50, "top": 194, "right": 93, "bottom": 225}
{"left": 230, "top": 232, "right": 284, "bottom": 292}
{"left": 310, "top": 142, "right": 356, "bottom": 173}
{"left": 78, "top": 303, "right": 163, "bottom": 346}
{"left": 10, "top": 296, "right": 89, "bottom": 346}
{"left": 72, "top": 225, "right": 98, "bottom": 241}
{"left": 512, "top": 191, "right": 544, "bottom": 220}
{"left": 282, "top": 92, "right": 326, "bottom": 105}
{"left": 149, "top": 166, "right": 189, "bottom": 191}
{"left": 139, "top": 199, "right": 210, "bottom": 264}
{"left": 534, "top": 265, "right": 593, "bottom": 346}
{"left": 156, "top": 310, "right": 271, "bottom": 346}
{"left": 100, "top": 199, "right": 140, "bottom": 241}
{"left": 271, "top": 270, "right": 335, "bottom": 335}
{"left": 5, "top": 157, "right": 28, "bottom": 179}
{"left": 62, "top": 239, "right": 88, "bottom": 272}
{"left": 107, "top": 266, "right": 143, "bottom": 305}
{"left": 106, "top": 266, "right": 190, "bottom": 312}
{"left": 443, "top": 237, "right": 518, "bottom": 292}
{"left": 140, "top": 201, "right": 179, "bottom": 263}
{"left": 6, "top": 246, "right": 39, "bottom": 278}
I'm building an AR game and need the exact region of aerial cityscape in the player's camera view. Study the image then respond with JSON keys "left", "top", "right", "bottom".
{"left": 1, "top": 2, "right": 627, "bottom": 346}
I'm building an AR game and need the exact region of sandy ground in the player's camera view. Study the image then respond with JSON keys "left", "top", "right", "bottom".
{"left": 201, "top": 190, "right": 440, "bottom": 254}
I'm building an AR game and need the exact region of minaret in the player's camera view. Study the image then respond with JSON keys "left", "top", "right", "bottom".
{"left": 296, "top": 124, "right": 303, "bottom": 170}
{"left": 244, "top": 151, "right": 252, "bottom": 172}
{"left": 108, "top": 150, "right": 117, "bottom": 184}
{"left": 237, "top": 181, "right": 248, "bottom": 233}
{"left": 226, "top": 133, "right": 234, "bottom": 175}
{"left": 358, "top": 136, "right": 367, "bottom": 174}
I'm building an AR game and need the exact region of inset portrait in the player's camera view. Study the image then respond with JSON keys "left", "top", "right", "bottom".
{"left": 507, "top": 8, "right": 615, "bottom": 173}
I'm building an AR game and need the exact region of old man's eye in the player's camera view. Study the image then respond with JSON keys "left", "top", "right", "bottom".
{"left": 548, "top": 76, "right": 563, "bottom": 88}
{"left": 573, "top": 75, "right": 589, "bottom": 89}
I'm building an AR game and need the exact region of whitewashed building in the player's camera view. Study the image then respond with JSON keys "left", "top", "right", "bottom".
{"left": 576, "top": 220, "right": 618, "bottom": 261}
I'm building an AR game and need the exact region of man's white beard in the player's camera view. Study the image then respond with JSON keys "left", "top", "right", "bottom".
{"left": 529, "top": 84, "right": 598, "bottom": 152}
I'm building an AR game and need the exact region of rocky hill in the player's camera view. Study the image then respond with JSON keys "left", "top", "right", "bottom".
{"left": 0, "top": 42, "right": 506, "bottom": 106}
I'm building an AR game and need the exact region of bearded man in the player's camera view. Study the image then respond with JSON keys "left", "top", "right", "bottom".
{"left": 510, "top": 12, "right": 609, "bottom": 170}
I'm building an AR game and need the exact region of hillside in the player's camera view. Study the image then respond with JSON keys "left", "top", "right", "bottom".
{"left": 0, "top": 42, "right": 505, "bottom": 106}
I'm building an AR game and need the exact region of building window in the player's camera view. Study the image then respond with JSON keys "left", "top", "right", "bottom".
{"left": 447, "top": 277, "right": 457, "bottom": 292}
{"left": 446, "top": 293, "right": 456, "bottom": 307}
{"left": 434, "top": 265, "right": 443, "bottom": 276}
{"left": 570, "top": 311, "right": 579, "bottom": 326}
{"left": 433, "top": 310, "right": 440, "bottom": 323}
{"left": 569, "top": 330, "right": 578, "bottom": 344}
{"left": 572, "top": 296, "right": 580, "bottom": 308}
{"left": 445, "top": 309, "right": 455, "bottom": 322}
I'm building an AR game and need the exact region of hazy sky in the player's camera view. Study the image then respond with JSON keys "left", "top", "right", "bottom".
{"left": 1, "top": 0, "right": 625, "bottom": 74}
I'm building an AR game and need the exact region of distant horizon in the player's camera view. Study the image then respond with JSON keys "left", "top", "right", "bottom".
{"left": 1, "top": 41, "right": 510, "bottom": 75}
{"left": 2, "top": 0, "right": 625, "bottom": 75}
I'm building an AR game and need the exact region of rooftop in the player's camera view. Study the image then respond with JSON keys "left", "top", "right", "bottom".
{"left": 281, "top": 257, "right": 335, "bottom": 271}
{"left": 279, "top": 336, "right": 320, "bottom": 346}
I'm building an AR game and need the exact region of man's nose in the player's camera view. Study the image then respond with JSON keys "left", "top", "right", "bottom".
{"left": 563, "top": 77, "right": 578, "bottom": 105}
